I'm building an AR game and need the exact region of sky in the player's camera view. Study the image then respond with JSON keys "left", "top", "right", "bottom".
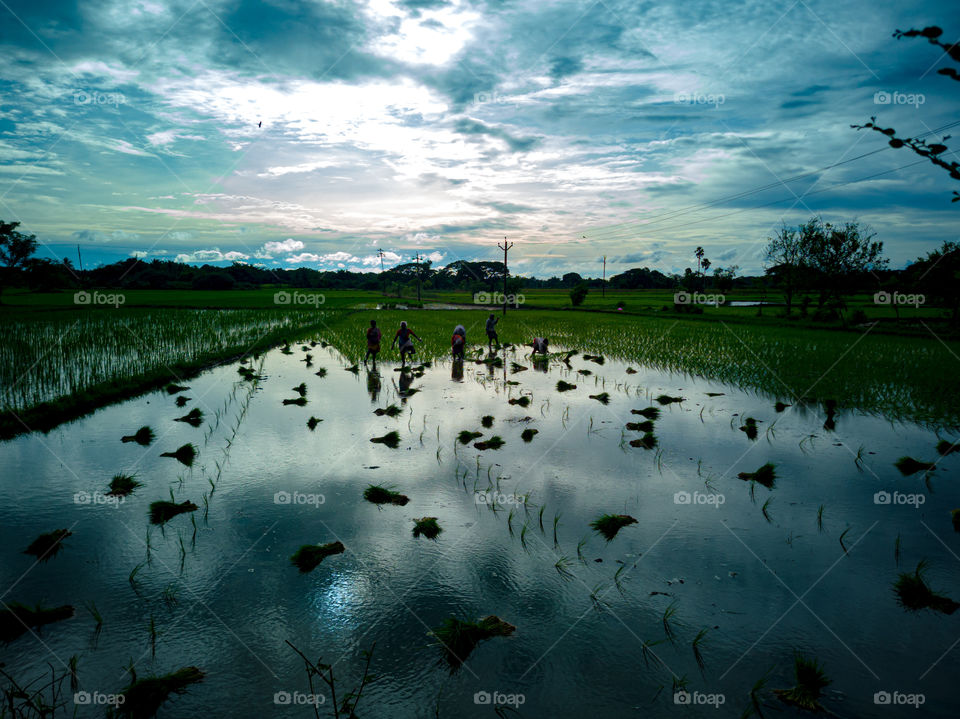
{"left": 0, "top": 0, "right": 958, "bottom": 278}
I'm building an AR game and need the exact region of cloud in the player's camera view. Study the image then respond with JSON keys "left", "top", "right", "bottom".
{"left": 175, "top": 248, "right": 250, "bottom": 263}
{"left": 264, "top": 239, "right": 305, "bottom": 254}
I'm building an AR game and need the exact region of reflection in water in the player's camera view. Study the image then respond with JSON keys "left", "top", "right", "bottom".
{"left": 366, "top": 370, "right": 381, "bottom": 402}
{"left": 451, "top": 359, "right": 464, "bottom": 382}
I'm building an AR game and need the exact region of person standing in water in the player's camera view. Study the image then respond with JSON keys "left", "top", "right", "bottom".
{"left": 451, "top": 323, "right": 466, "bottom": 360}
{"left": 391, "top": 320, "right": 422, "bottom": 367}
{"left": 364, "top": 319, "right": 381, "bottom": 366}
{"left": 530, "top": 337, "right": 549, "bottom": 356}
{"left": 485, "top": 313, "right": 499, "bottom": 351}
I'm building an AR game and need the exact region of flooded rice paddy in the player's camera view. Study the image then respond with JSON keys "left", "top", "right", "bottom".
{"left": 2, "top": 339, "right": 959, "bottom": 717}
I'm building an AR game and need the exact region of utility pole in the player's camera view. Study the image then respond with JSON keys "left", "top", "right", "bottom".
{"left": 77, "top": 245, "right": 83, "bottom": 271}
{"left": 377, "top": 249, "right": 386, "bottom": 296}
{"left": 602, "top": 255, "right": 606, "bottom": 298}
{"left": 413, "top": 252, "right": 422, "bottom": 303}
{"left": 498, "top": 236, "right": 513, "bottom": 316}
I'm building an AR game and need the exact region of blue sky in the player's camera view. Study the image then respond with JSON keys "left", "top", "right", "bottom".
{"left": 1, "top": 0, "right": 958, "bottom": 277}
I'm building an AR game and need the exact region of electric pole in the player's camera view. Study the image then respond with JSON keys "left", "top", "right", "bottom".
{"left": 413, "top": 252, "right": 422, "bottom": 303}
{"left": 377, "top": 249, "right": 386, "bottom": 296}
{"left": 602, "top": 255, "right": 606, "bottom": 298}
{"left": 498, "top": 237, "right": 513, "bottom": 316}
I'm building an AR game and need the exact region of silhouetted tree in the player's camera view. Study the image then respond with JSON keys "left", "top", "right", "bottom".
{"left": 0, "top": 220, "right": 38, "bottom": 304}
{"left": 905, "top": 240, "right": 960, "bottom": 323}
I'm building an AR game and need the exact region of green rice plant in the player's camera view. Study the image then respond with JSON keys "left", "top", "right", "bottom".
{"left": 173, "top": 407, "right": 204, "bottom": 427}
{"left": 481, "top": 415, "right": 494, "bottom": 428}
{"left": 774, "top": 401, "right": 790, "bottom": 412}
{"left": 590, "top": 514, "right": 638, "bottom": 541}
{"left": 0, "top": 602, "right": 74, "bottom": 643}
{"left": 307, "top": 416, "right": 322, "bottom": 430}
{"left": 556, "top": 380, "right": 577, "bottom": 392}
{"left": 761, "top": 497, "right": 774, "bottom": 523}
{"left": 413, "top": 517, "right": 442, "bottom": 539}
{"left": 613, "top": 564, "right": 627, "bottom": 594}
{"left": 937, "top": 439, "right": 960, "bottom": 455}
{"left": 363, "top": 484, "right": 409, "bottom": 506}
{"left": 107, "top": 473, "right": 141, "bottom": 497}
{"left": 895, "top": 456, "right": 936, "bottom": 476}
{"left": 160, "top": 443, "right": 196, "bottom": 467}
{"left": 370, "top": 431, "right": 401, "bottom": 448}
{"left": 625, "top": 420, "right": 654, "bottom": 432}
{"left": 816, "top": 504, "right": 824, "bottom": 532}
{"left": 576, "top": 536, "right": 588, "bottom": 563}
{"left": 292, "top": 382, "right": 307, "bottom": 396}
{"left": 290, "top": 541, "right": 345, "bottom": 572}
{"left": 839, "top": 527, "right": 851, "bottom": 554}
{"left": 655, "top": 394, "right": 684, "bottom": 404}
{"left": 774, "top": 654, "right": 831, "bottom": 712}
{"left": 589, "top": 582, "right": 611, "bottom": 611}
{"left": 166, "top": 384, "right": 189, "bottom": 395}
{"left": 640, "top": 637, "right": 666, "bottom": 668}
{"left": 737, "top": 463, "right": 776, "bottom": 489}
{"left": 282, "top": 396, "right": 307, "bottom": 406}
{"left": 23, "top": 529, "right": 71, "bottom": 561}
{"left": 162, "top": 583, "right": 178, "bottom": 607}
{"left": 521, "top": 428, "right": 538, "bottom": 442}
{"left": 508, "top": 396, "right": 531, "bottom": 407}
{"left": 854, "top": 444, "right": 867, "bottom": 471}
{"left": 458, "top": 430, "right": 483, "bottom": 444}
{"left": 662, "top": 600, "right": 678, "bottom": 640}
{"left": 520, "top": 522, "right": 529, "bottom": 550}
{"left": 116, "top": 666, "right": 205, "bottom": 718}
{"left": 893, "top": 560, "right": 960, "bottom": 614}
{"left": 122, "top": 426, "right": 155, "bottom": 445}
{"left": 553, "top": 512, "right": 561, "bottom": 546}
{"left": 474, "top": 436, "right": 504, "bottom": 450}
{"left": 429, "top": 615, "right": 515, "bottom": 670}
{"left": 315, "top": 367, "right": 328, "bottom": 377}
{"left": 589, "top": 392, "right": 610, "bottom": 405}
{"left": 510, "top": 362, "right": 528, "bottom": 372}
{"left": 555, "top": 555, "right": 574, "bottom": 580}
{"left": 739, "top": 416, "right": 759, "bottom": 440}
{"left": 629, "top": 433, "right": 657, "bottom": 449}
{"left": 692, "top": 628, "right": 709, "bottom": 673}
{"left": 149, "top": 500, "right": 198, "bottom": 525}
{"left": 85, "top": 600, "right": 103, "bottom": 634}
{"left": 631, "top": 407, "right": 660, "bottom": 419}
{"left": 374, "top": 404, "right": 402, "bottom": 417}
{"left": 577, "top": 368, "right": 592, "bottom": 376}
{"left": 583, "top": 354, "right": 605, "bottom": 365}
{"left": 507, "top": 507, "right": 515, "bottom": 535}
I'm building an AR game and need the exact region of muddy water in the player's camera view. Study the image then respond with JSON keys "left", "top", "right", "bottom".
{"left": 1, "top": 342, "right": 958, "bottom": 717}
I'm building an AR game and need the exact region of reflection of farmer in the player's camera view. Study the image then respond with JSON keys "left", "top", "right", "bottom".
{"left": 391, "top": 320, "right": 421, "bottom": 367}
{"left": 366, "top": 369, "right": 381, "bottom": 401}
{"left": 364, "top": 320, "right": 381, "bottom": 365}
{"left": 530, "top": 337, "right": 549, "bottom": 356}
{"left": 451, "top": 324, "right": 466, "bottom": 360}
{"left": 485, "top": 313, "right": 499, "bottom": 350}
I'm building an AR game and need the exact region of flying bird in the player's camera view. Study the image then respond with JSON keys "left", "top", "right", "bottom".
{"left": 258, "top": 121, "right": 262, "bottom": 128}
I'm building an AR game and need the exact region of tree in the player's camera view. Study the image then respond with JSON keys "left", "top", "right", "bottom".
{"left": 712, "top": 265, "right": 739, "bottom": 294}
{"left": 852, "top": 26, "right": 959, "bottom": 203}
{"left": 764, "top": 224, "right": 806, "bottom": 314}
{"left": 905, "top": 240, "right": 960, "bottom": 323}
{"left": 798, "top": 217, "right": 887, "bottom": 316}
{"left": 570, "top": 283, "right": 589, "bottom": 306}
{"left": 0, "top": 220, "right": 38, "bottom": 303}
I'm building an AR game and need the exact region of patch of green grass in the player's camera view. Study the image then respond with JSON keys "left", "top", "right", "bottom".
{"left": 894, "top": 560, "right": 960, "bottom": 614}
{"left": 412, "top": 517, "right": 442, "bottom": 539}
{"left": 363, "top": 484, "right": 409, "bottom": 506}
{"left": 23, "top": 529, "right": 72, "bottom": 561}
{"left": 481, "top": 415, "right": 494, "bottom": 428}
{"left": 122, "top": 426, "right": 154, "bottom": 445}
{"left": 656, "top": 394, "right": 684, "bottom": 405}
{"left": 629, "top": 433, "right": 657, "bottom": 449}
{"left": 160, "top": 443, "right": 196, "bottom": 467}
{"left": 631, "top": 407, "right": 660, "bottom": 420}
{"left": 556, "top": 380, "right": 577, "bottom": 392}
{"left": 937, "top": 439, "right": 960, "bottom": 455}
{"left": 290, "top": 541, "right": 345, "bottom": 572}
{"left": 774, "top": 654, "right": 831, "bottom": 712}
{"left": 521, "top": 428, "right": 538, "bottom": 442}
{"left": 429, "top": 615, "right": 515, "bottom": 670}
{"left": 590, "top": 514, "right": 638, "bottom": 541}
{"left": 895, "top": 456, "right": 936, "bottom": 476}
{"left": 625, "top": 420, "right": 654, "bottom": 432}
{"left": 474, "top": 436, "right": 504, "bottom": 450}
{"left": 107, "top": 473, "right": 141, "bottom": 497}
{"left": 307, "top": 416, "right": 322, "bottom": 430}
{"left": 116, "top": 666, "right": 205, "bottom": 718}
{"left": 374, "top": 404, "right": 402, "bottom": 417}
{"left": 458, "top": 430, "right": 483, "bottom": 444}
{"left": 508, "top": 396, "right": 531, "bottom": 407}
{"left": 589, "top": 392, "right": 610, "bottom": 405}
{"left": 174, "top": 407, "right": 204, "bottom": 427}
{"left": 370, "top": 431, "right": 401, "bottom": 448}
{"left": 149, "top": 500, "right": 198, "bottom": 525}
{"left": 738, "top": 463, "right": 777, "bottom": 489}
{"left": 282, "top": 396, "right": 307, "bottom": 406}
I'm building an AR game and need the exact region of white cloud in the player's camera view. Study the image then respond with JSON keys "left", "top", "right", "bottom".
{"left": 175, "top": 248, "right": 250, "bottom": 263}
{"left": 264, "top": 238, "right": 305, "bottom": 253}
{"left": 285, "top": 252, "right": 322, "bottom": 263}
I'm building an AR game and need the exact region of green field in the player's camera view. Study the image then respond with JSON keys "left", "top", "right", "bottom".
{"left": 2, "top": 288, "right": 958, "bottom": 436}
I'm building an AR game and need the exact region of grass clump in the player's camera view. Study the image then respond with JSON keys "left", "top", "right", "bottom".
{"left": 174, "top": 408, "right": 204, "bottom": 427}
{"left": 590, "top": 514, "right": 638, "bottom": 541}
{"left": 413, "top": 517, "right": 442, "bottom": 539}
{"left": 24, "top": 529, "right": 72, "bottom": 561}
{"left": 474, "top": 436, "right": 505, "bottom": 450}
{"left": 165, "top": 384, "right": 189, "bottom": 395}
{"left": 290, "top": 541, "right": 345, "bottom": 572}
{"left": 175, "top": 395, "right": 189, "bottom": 407}
{"left": 149, "top": 500, "right": 199, "bottom": 525}
{"left": 631, "top": 407, "right": 660, "bottom": 419}
{"left": 556, "top": 380, "right": 577, "bottom": 392}
{"left": 775, "top": 401, "right": 791, "bottom": 412}
{"left": 0, "top": 602, "right": 74, "bottom": 643}
{"left": 774, "top": 654, "right": 831, "bottom": 712}
{"left": 122, "top": 426, "right": 155, "bottom": 445}
{"left": 363, "top": 484, "right": 409, "bottom": 506}
{"left": 577, "top": 369, "right": 592, "bottom": 376}
{"left": 521, "top": 428, "right": 538, "bottom": 442}
{"left": 510, "top": 362, "right": 528, "bottom": 372}
{"left": 160, "top": 443, "right": 196, "bottom": 467}
{"left": 739, "top": 416, "right": 759, "bottom": 440}
{"left": 937, "top": 439, "right": 960, "bottom": 455}
{"left": 629, "top": 433, "right": 657, "bottom": 449}
{"left": 655, "top": 394, "right": 684, "bottom": 405}
{"left": 374, "top": 404, "right": 402, "bottom": 417}
{"left": 114, "top": 666, "right": 205, "bottom": 718}
{"left": 458, "top": 430, "right": 483, "bottom": 444}
{"left": 292, "top": 382, "right": 307, "bottom": 396}
{"left": 738, "top": 463, "right": 777, "bottom": 489}
{"left": 893, "top": 560, "right": 959, "bottom": 614}
{"left": 583, "top": 354, "right": 605, "bottom": 365}
{"left": 895, "top": 456, "right": 936, "bottom": 476}
{"left": 107, "top": 473, "right": 142, "bottom": 497}
{"left": 370, "top": 431, "right": 401, "bottom": 448}
{"left": 625, "top": 421, "right": 654, "bottom": 432}
{"left": 283, "top": 396, "right": 307, "bottom": 406}
{"left": 508, "top": 396, "right": 531, "bottom": 407}
{"left": 481, "top": 415, "right": 494, "bottom": 428}
{"left": 589, "top": 392, "right": 610, "bottom": 405}
{"left": 307, "top": 416, "right": 322, "bottom": 430}
{"left": 430, "top": 615, "right": 515, "bottom": 669}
